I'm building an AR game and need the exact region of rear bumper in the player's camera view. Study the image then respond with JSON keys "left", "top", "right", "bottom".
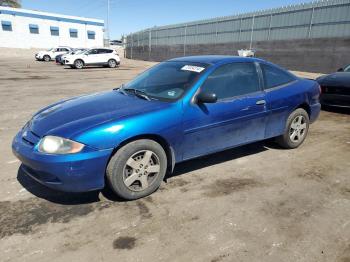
{"left": 320, "top": 94, "right": 350, "bottom": 108}
{"left": 12, "top": 130, "right": 113, "bottom": 192}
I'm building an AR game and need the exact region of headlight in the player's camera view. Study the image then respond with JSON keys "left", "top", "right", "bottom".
{"left": 38, "top": 136, "right": 84, "bottom": 154}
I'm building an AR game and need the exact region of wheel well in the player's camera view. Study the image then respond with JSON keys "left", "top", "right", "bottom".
{"left": 108, "top": 134, "right": 175, "bottom": 174}
{"left": 74, "top": 59, "right": 84, "bottom": 65}
{"left": 297, "top": 103, "right": 311, "bottom": 117}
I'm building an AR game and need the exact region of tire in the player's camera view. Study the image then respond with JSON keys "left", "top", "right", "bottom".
{"left": 276, "top": 108, "right": 310, "bottom": 149}
{"left": 108, "top": 59, "right": 117, "bottom": 68}
{"left": 43, "top": 55, "right": 51, "bottom": 62}
{"left": 74, "top": 59, "right": 84, "bottom": 69}
{"left": 106, "top": 139, "right": 167, "bottom": 200}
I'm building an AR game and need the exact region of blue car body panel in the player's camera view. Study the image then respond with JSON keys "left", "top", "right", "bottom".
{"left": 12, "top": 56, "right": 321, "bottom": 192}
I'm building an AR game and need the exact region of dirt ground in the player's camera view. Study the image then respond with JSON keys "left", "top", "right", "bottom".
{"left": 0, "top": 52, "right": 349, "bottom": 262}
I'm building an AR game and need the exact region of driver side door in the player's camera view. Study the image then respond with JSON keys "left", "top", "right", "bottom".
{"left": 84, "top": 49, "right": 99, "bottom": 64}
{"left": 182, "top": 62, "right": 268, "bottom": 160}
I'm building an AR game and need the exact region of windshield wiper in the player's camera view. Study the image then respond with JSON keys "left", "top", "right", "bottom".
{"left": 122, "top": 88, "right": 151, "bottom": 101}
{"left": 113, "top": 84, "right": 126, "bottom": 93}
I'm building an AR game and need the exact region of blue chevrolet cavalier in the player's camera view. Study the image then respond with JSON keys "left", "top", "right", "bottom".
{"left": 12, "top": 56, "right": 321, "bottom": 200}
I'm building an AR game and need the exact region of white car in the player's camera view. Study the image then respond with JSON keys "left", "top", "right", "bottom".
{"left": 58, "top": 48, "right": 87, "bottom": 65}
{"left": 64, "top": 48, "right": 121, "bottom": 69}
{"left": 35, "top": 47, "right": 72, "bottom": 62}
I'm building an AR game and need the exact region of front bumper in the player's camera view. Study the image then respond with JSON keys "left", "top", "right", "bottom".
{"left": 12, "top": 129, "right": 113, "bottom": 192}
{"left": 64, "top": 60, "right": 73, "bottom": 65}
{"left": 35, "top": 54, "right": 43, "bottom": 60}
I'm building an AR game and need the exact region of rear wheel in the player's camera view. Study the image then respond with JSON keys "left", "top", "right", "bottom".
{"left": 74, "top": 59, "right": 84, "bottom": 69}
{"left": 106, "top": 139, "right": 167, "bottom": 200}
{"left": 43, "top": 55, "right": 51, "bottom": 62}
{"left": 108, "top": 59, "right": 117, "bottom": 68}
{"left": 276, "top": 108, "right": 309, "bottom": 149}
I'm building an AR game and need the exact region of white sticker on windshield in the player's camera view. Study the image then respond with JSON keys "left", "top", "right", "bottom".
{"left": 181, "top": 65, "right": 205, "bottom": 73}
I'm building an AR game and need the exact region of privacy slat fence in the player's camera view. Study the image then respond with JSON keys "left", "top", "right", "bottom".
{"left": 125, "top": 0, "right": 350, "bottom": 73}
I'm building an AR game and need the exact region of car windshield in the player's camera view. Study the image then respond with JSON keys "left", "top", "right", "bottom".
{"left": 72, "top": 50, "right": 84, "bottom": 55}
{"left": 81, "top": 49, "right": 91, "bottom": 55}
{"left": 122, "top": 61, "right": 208, "bottom": 101}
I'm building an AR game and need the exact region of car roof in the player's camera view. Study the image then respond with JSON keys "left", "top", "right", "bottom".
{"left": 168, "top": 55, "right": 265, "bottom": 65}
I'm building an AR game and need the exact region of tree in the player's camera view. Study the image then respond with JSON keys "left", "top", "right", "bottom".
{"left": 0, "top": 0, "right": 21, "bottom": 8}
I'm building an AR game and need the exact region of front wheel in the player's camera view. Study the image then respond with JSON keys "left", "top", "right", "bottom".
{"left": 43, "top": 55, "right": 51, "bottom": 62}
{"left": 106, "top": 139, "right": 167, "bottom": 200}
{"left": 276, "top": 108, "right": 309, "bottom": 149}
{"left": 74, "top": 59, "right": 84, "bottom": 69}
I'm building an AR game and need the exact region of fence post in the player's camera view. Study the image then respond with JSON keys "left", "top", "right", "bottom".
{"left": 267, "top": 14, "right": 272, "bottom": 41}
{"left": 238, "top": 18, "right": 242, "bottom": 42}
{"left": 250, "top": 15, "right": 255, "bottom": 49}
{"left": 149, "top": 29, "right": 152, "bottom": 60}
{"left": 131, "top": 34, "right": 133, "bottom": 59}
{"left": 215, "top": 19, "right": 218, "bottom": 45}
{"left": 184, "top": 24, "right": 187, "bottom": 56}
{"left": 308, "top": 7, "right": 315, "bottom": 38}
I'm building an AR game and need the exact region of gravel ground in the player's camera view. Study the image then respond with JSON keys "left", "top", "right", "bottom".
{"left": 0, "top": 52, "right": 349, "bottom": 262}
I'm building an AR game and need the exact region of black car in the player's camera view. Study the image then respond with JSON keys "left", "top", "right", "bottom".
{"left": 55, "top": 53, "right": 65, "bottom": 64}
{"left": 316, "top": 65, "right": 350, "bottom": 108}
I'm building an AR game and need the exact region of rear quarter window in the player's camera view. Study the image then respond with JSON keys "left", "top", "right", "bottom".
{"left": 260, "top": 63, "right": 296, "bottom": 89}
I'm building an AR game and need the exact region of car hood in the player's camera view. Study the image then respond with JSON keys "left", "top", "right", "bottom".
{"left": 317, "top": 72, "right": 350, "bottom": 88}
{"left": 29, "top": 91, "right": 168, "bottom": 138}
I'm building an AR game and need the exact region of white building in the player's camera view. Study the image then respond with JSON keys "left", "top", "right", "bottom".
{"left": 0, "top": 6, "right": 104, "bottom": 49}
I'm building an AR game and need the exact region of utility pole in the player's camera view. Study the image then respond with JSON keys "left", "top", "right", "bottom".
{"left": 106, "top": 0, "right": 110, "bottom": 45}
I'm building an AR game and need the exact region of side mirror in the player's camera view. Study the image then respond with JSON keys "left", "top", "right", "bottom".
{"left": 197, "top": 91, "right": 217, "bottom": 104}
{"left": 337, "top": 68, "right": 344, "bottom": 72}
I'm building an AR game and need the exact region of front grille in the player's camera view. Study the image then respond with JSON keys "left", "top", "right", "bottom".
{"left": 322, "top": 86, "right": 350, "bottom": 96}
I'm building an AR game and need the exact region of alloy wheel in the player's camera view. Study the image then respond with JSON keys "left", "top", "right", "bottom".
{"left": 123, "top": 150, "right": 161, "bottom": 192}
{"left": 109, "top": 60, "right": 116, "bottom": 68}
{"left": 289, "top": 115, "right": 307, "bottom": 143}
{"left": 75, "top": 60, "right": 83, "bottom": 69}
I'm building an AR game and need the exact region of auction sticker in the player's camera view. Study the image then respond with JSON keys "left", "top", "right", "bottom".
{"left": 181, "top": 65, "right": 205, "bottom": 73}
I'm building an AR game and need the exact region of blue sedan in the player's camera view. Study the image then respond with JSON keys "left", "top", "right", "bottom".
{"left": 12, "top": 56, "right": 321, "bottom": 200}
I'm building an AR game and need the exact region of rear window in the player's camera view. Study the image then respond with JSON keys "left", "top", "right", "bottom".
{"left": 98, "top": 49, "right": 113, "bottom": 54}
{"left": 261, "top": 63, "right": 296, "bottom": 89}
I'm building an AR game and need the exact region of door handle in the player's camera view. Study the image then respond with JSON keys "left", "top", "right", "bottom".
{"left": 256, "top": 100, "right": 266, "bottom": 105}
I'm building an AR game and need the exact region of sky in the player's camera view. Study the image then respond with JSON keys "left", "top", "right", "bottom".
{"left": 22, "top": 0, "right": 310, "bottom": 40}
